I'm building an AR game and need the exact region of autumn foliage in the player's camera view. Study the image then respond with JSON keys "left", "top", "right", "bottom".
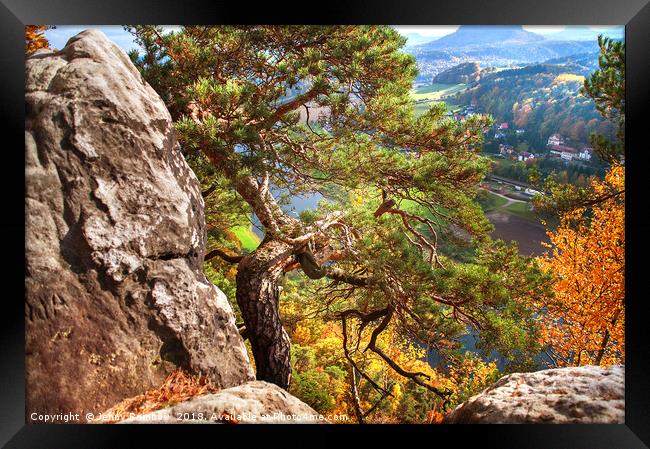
{"left": 25, "top": 25, "right": 53, "bottom": 54}
{"left": 280, "top": 285, "right": 500, "bottom": 423}
{"left": 96, "top": 369, "right": 219, "bottom": 423}
{"left": 536, "top": 164, "right": 624, "bottom": 367}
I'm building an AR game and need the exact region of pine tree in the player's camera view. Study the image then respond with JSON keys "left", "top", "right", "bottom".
{"left": 127, "top": 26, "right": 548, "bottom": 405}
{"left": 581, "top": 35, "right": 625, "bottom": 164}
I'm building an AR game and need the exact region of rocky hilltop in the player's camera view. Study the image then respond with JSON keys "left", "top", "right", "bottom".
{"left": 25, "top": 30, "right": 264, "bottom": 421}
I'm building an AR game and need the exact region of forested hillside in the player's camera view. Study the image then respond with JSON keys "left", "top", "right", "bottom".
{"left": 454, "top": 64, "right": 616, "bottom": 149}
{"left": 433, "top": 62, "right": 481, "bottom": 84}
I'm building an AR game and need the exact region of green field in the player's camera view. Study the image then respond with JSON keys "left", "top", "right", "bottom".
{"left": 232, "top": 224, "right": 261, "bottom": 252}
{"left": 503, "top": 201, "right": 538, "bottom": 222}
{"left": 478, "top": 189, "right": 539, "bottom": 222}
{"left": 411, "top": 83, "right": 467, "bottom": 117}
{"left": 476, "top": 190, "right": 509, "bottom": 212}
{"left": 411, "top": 83, "right": 467, "bottom": 101}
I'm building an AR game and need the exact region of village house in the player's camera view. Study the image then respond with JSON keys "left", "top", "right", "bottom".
{"left": 579, "top": 147, "right": 593, "bottom": 161}
{"left": 547, "top": 133, "right": 564, "bottom": 146}
{"left": 499, "top": 122, "right": 509, "bottom": 130}
{"left": 518, "top": 151, "right": 534, "bottom": 161}
{"left": 516, "top": 129, "right": 525, "bottom": 135}
{"left": 549, "top": 144, "right": 578, "bottom": 161}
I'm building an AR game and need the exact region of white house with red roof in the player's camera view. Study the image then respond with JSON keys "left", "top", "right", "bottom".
{"left": 518, "top": 151, "right": 534, "bottom": 161}
{"left": 547, "top": 133, "right": 564, "bottom": 146}
{"left": 549, "top": 145, "right": 578, "bottom": 161}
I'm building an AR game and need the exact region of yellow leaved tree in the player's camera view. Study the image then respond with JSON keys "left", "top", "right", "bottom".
{"left": 536, "top": 164, "right": 624, "bottom": 367}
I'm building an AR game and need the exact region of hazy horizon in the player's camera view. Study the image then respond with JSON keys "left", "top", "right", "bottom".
{"left": 44, "top": 25, "right": 624, "bottom": 54}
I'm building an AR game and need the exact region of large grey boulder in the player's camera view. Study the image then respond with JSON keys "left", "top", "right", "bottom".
{"left": 444, "top": 365, "right": 624, "bottom": 424}
{"left": 120, "top": 381, "right": 321, "bottom": 424}
{"left": 25, "top": 29, "right": 254, "bottom": 421}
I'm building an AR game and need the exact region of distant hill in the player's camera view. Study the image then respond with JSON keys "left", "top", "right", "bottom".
{"left": 423, "top": 26, "right": 544, "bottom": 48}
{"left": 402, "top": 32, "right": 440, "bottom": 47}
{"left": 433, "top": 62, "right": 481, "bottom": 84}
{"left": 408, "top": 25, "right": 599, "bottom": 81}
{"left": 541, "top": 52, "right": 600, "bottom": 76}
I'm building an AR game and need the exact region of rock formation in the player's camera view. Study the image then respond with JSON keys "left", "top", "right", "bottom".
{"left": 25, "top": 29, "right": 256, "bottom": 421}
{"left": 443, "top": 365, "right": 624, "bottom": 424}
{"left": 121, "top": 381, "right": 320, "bottom": 424}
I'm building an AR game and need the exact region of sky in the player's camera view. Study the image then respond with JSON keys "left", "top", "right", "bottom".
{"left": 45, "top": 26, "right": 182, "bottom": 53}
{"left": 45, "top": 25, "right": 624, "bottom": 54}
{"left": 392, "top": 25, "right": 621, "bottom": 36}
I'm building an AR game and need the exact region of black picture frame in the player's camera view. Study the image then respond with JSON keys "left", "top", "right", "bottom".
{"left": 1, "top": 0, "right": 649, "bottom": 447}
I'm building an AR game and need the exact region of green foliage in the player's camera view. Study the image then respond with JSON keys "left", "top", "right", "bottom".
{"left": 394, "top": 382, "right": 439, "bottom": 423}
{"left": 446, "top": 353, "right": 500, "bottom": 405}
{"left": 581, "top": 35, "right": 625, "bottom": 163}
{"left": 289, "top": 344, "right": 347, "bottom": 413}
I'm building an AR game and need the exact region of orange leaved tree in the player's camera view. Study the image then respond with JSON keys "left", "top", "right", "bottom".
{"left": 25, "top": 25, "right": 54, "bottom": 54}
{"left": 536, "top": 164, "right": 624, "bottom": 367}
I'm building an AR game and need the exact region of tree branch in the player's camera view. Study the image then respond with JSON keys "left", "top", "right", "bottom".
{"left": 323, "top": 266, "right": 369, "bottom": 287}
{"left": 340, "top": 311, "right": 393, "bottom": 398}
{"left": 201, "top": 182, "right": 219, "bottom": 198}
{"left": 205, "top": 248, "right": 244, "bottom": 264}
{"left": 260, "top": 85, "right": 325, "bottom": 129}
{"left": 363, "top": 307, "right": 452, "bottom": 401}
{"left": 349, "top": 365, "right": 365, "bottom": 424}
{"left": 377, "top": 206, "right": 443, "bottom": 268}
{"left": 295, "top": 245, "right": 369, "bottom": 287}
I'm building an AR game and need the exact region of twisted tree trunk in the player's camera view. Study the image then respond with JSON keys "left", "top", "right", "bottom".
{"left": 236, "top": 238, "right": 295, "bottom": 389}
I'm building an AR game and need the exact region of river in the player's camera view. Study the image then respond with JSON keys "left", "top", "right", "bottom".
{"left": 250, "top": 190, "right": 324, "bottom": 239}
